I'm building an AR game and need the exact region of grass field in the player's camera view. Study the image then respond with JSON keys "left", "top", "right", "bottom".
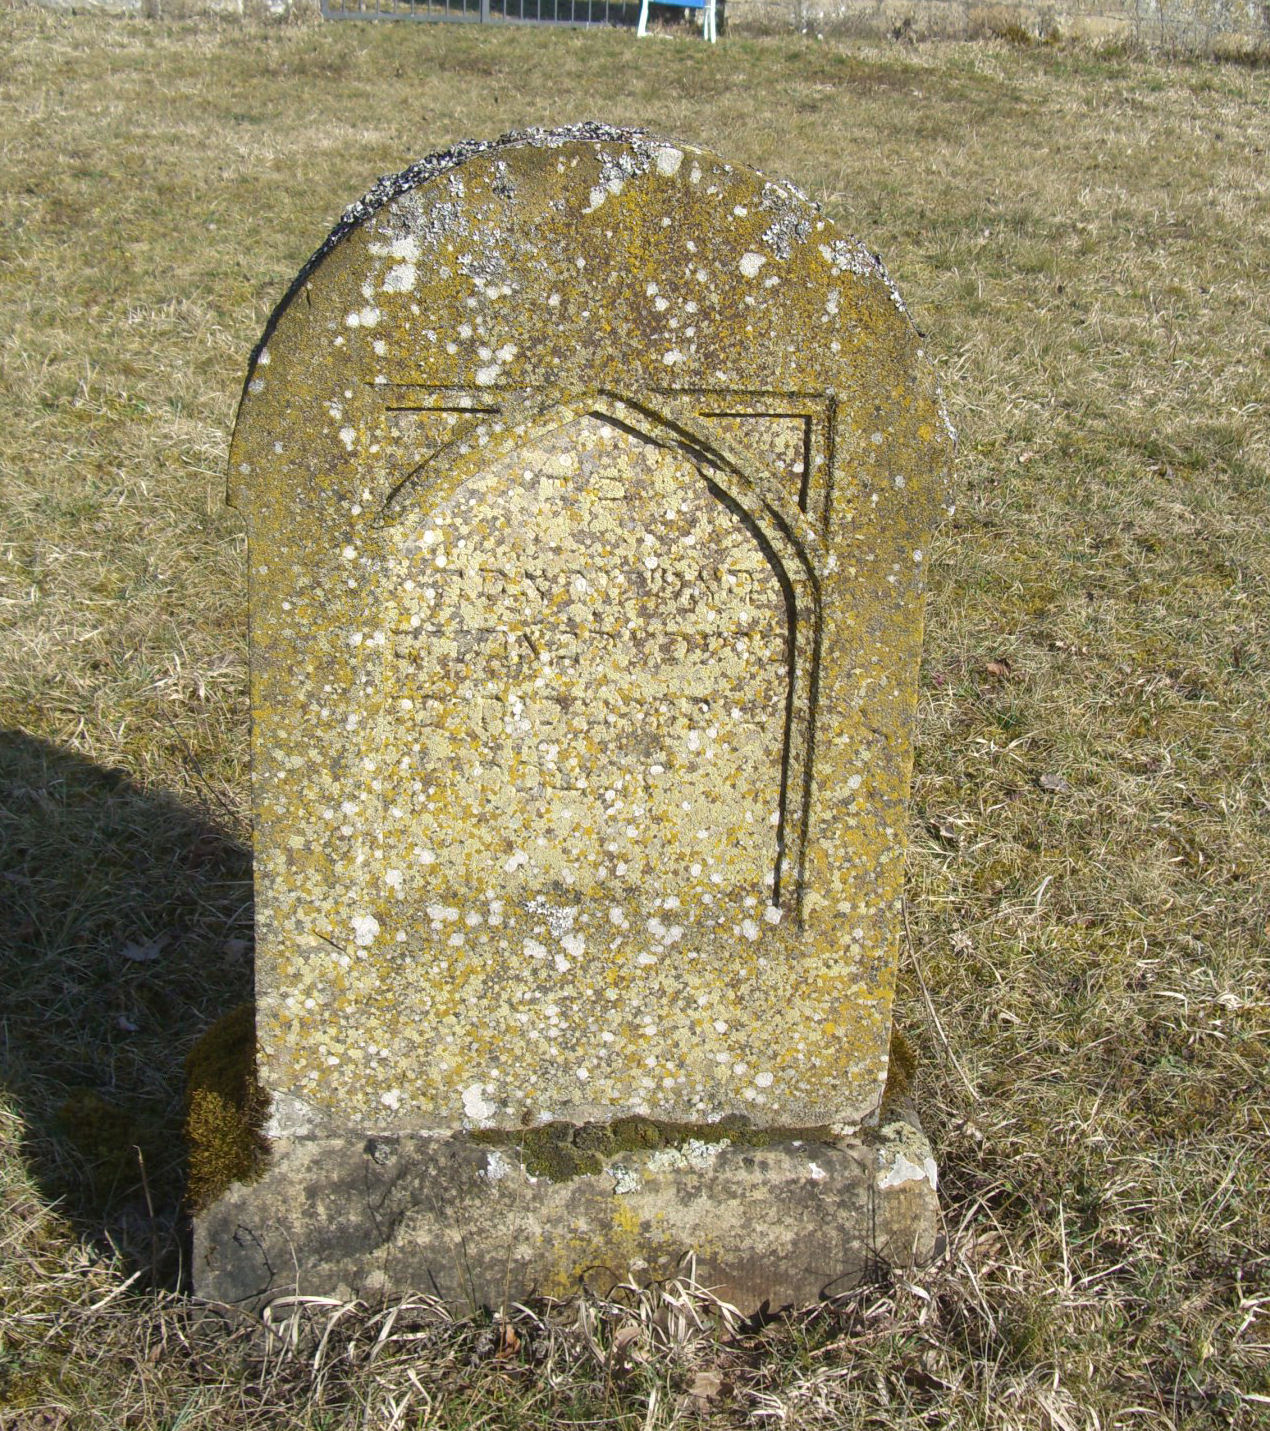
{"left": 1, "top": 9, "right": 1268, "bottom": 1427}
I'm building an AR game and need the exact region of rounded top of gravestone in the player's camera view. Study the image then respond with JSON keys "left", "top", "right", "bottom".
{"left": 233, "top": 125, "right": 952, "bottom": 514}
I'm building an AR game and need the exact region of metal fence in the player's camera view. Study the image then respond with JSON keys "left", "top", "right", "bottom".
{"left": 322, "top": 0, "right": 643, "bottom": 24}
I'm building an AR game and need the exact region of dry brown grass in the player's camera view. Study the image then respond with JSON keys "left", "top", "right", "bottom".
{"left": 1, "top": 10, "right": 1268, "bottom": 1428}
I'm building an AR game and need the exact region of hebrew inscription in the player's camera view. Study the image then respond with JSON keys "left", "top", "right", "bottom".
{"left": 379, "top": 413, "right": 793, "bottom": 910}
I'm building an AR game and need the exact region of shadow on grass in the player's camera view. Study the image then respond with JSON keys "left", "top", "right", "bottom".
{"left": 0, "top": 727, "right": 253, "bottom": 1286}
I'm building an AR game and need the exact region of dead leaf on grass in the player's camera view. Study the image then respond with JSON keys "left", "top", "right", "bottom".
{"left": 955, "top": 1117, "right": 985, "bottom": 1142}
{"left": 119, "top": 936, "right": 166, "bottom": 963}
{"left": 985, "top": 658, "right": 1012, "bottom": 679}
{"left": 609, "top": 1324, "right": 644, "bottom": 1374}
{"left": 687, "top": 1368, "right": 725, "bottom": 1403}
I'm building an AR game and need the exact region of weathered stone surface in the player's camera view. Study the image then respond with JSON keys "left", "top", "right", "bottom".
{"left": 194, "top": 1107, "right": 939, "bottom": 1311}
{"left": 203, "top": 124, "right": 953, "bottom": 1307}
{"left": 227, "top": 124, "right": 952, "bottom": 1142}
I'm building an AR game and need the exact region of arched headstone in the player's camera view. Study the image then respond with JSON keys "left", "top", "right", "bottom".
{"left": 196, "top": 124, "right": 954, "bottom": 1310}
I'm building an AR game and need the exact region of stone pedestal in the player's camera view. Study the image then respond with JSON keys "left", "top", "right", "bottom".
{"left": 195, "top": 1108, "right": 938, "bottom": 1311}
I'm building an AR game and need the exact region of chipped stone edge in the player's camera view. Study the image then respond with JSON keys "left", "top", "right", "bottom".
{"left": 241, "top": 121, "right": 920, "bottom": 405}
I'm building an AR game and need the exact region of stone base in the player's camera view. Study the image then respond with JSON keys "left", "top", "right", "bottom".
{"left": 193, "top": 1109, "right": 939, "bottom": 1313}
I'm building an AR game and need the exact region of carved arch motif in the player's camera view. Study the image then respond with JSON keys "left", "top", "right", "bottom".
{"left": 371, "top": 389, "right": 823, "bottom": 913}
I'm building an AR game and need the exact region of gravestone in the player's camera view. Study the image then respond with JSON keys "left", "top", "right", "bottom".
{"left": 195, "top": 124, "right": 954, "bottom": 1311}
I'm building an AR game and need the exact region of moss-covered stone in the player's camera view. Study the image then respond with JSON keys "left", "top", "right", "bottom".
{"left": 184, "top": 1003, "right": 269, "bottom": 1212}
{"left": 472, "top": 1111, "right": 837, "bottom": 1181}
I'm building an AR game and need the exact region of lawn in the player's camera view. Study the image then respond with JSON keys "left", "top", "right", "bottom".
{"left": 0, "top": 10, "right": 1267, "bottom": 1428}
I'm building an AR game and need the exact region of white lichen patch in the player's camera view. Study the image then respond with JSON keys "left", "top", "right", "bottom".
{"left": 382, "top": 263, "right": 417, "bottom": 293}
{"left": 480, "top": 1148, "right": 514, "bottom": 1181}
{"left": 877, "top": 1119, "right": 939, "bottom": 1191}
{"left": 462, "top": 1084, "right": 496, "bottom": 1122}
{"left": 264, "top": 1091, "right": 322, "bottom": 1139}
{"left": 646, "top": 1139, "right": 729, "bottom": 1173}
{"left": 612, "top": 1166, "right": 641, "bottom": 1194}
{"left": 352, "top": 914, "right": 380, "bottom": 946}
{"left": 878, "top": 1151, "right": 934, "bottom": 1189}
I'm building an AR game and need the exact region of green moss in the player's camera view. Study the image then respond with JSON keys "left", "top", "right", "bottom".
{"left": 56, "top": 1089, "right": 159, "bottom": 1194}
{"left": 882, "top": 1026, "right": 917, "bottom": 1109}
{"left": 0, "top": 1366, "right": 53, "bottom": 1414}
{"left": 472, "top": 1111, "right": 836, "bottom": 1182}
{"left": 184, "top": 1003, "right": 269, "bottom": 1212}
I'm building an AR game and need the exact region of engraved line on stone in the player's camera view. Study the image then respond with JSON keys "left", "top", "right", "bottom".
{"left": 384, "top": 404, "right": 501, "bottom": 415}
{"left": 381, "top": 406, "right": 504, "bottom": 484}
{"left": 788, "top": 563, "right": 824, "bottom": 929}
{"left": 700, "top": 411, "right": 814, "bottom": 516}
{"left": 702, "top": 474, "right": 809, "bottom": 911}
{"left": 381, "top": 384, "right": 538, "bottom": 395}
{"left": 820, "top": 398, "right": 839, "bottom": 532}
{"left": 379, "top": 383, "right": 834, "bottom": 407}
{"left": 649, "top": 387, "right": 833, "bottom": 404}
{"left": 797, "top": 418, "right": 814, "bottom": 513}
{"left": 378, "top": 392, "right": 578, "bottom": 519}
